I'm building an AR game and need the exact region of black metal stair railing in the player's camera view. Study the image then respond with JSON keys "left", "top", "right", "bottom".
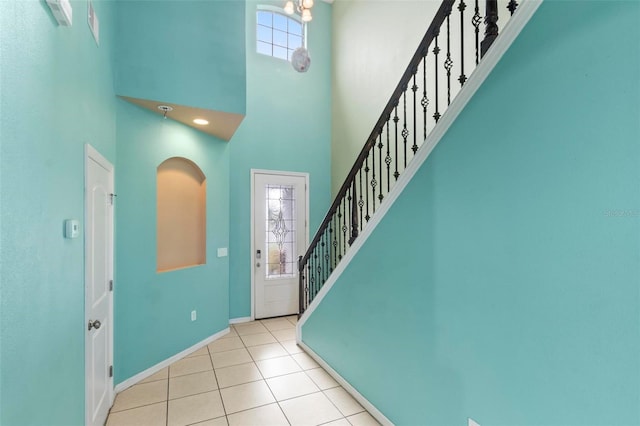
{"left": 299, "top": 0, "right": 520, "bottom": 315}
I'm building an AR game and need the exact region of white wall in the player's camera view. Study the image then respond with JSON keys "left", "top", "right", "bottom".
{"left": 331, "top": 0, "right": 441, "bottom": 195}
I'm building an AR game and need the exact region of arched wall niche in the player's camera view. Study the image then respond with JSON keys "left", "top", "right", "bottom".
{"left": 157, "top": 157, "right": 207, "bottom": 272}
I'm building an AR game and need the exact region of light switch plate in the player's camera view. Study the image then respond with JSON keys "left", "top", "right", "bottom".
{"left": 217, "top": 248, "right": 228, "bottom": 258}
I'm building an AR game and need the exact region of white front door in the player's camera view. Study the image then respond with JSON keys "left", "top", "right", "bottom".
{"left": 253, "top": 171, "right": 308, "bottom": 319}
{"left": 85, "top": 145, "right": 114, "bottom": 426}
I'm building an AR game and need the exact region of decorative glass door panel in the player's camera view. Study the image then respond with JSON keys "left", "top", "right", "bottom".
{"left": 254, "top": 172, "right": 307, "bottom": 319}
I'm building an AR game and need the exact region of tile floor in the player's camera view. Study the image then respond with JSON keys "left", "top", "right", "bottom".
{"left": 106, "top": 316, "right": 380, "bottom": 426}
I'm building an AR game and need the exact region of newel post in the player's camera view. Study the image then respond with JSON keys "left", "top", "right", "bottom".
{"left": 298, "top": 255, "right": 304, "bottom": 316}
{"left": 480, "top": 0, "right": 499, "bottom": 57}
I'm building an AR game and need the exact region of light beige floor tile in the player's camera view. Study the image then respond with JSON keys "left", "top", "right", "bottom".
{"left": 271, "top": 328, "right": 296, "bottom": 342}
{"left": 247, "top": 342, "right": 289, "bottom": 361}
{"left": 279, "top": 392, "right": 343, "bottom": 426}
{"left": 169, "top": 370, "right": 218, "bottom": 400}
{"left": 347, "top": 412, "right": 380, "bottom": 426}
{"left": 305, "top": 368, "right": 339, "bottom": 390}
{"left": 261, "top": 318, "right": 295, "bottom": 331}
{"left": 292, "top": 352, "right": 320, "bottom": 370}
{"left": 219, "top": 380, "right": 276, "bottom": 414}
{"left": 139, "top": 367, "right": 169, "bottom": 384}
{"left": 233, "top": 322, "right": 269, "bottom": 335}
{"left": 285, "top": 315, "right": 298, "bottom": 325}
{"left": 170, "top": 355, "right": 213, "bottom": 378}
{"left": 167, "top": 390, "right": 225, "bottom": 426}
{"left": 266, "top": 371, "right": 320, "bottom": 401}
{"left": 324, "top": 387, "right": 364, "bottom": 416}
{"left": 323, "top": 419, "right": 351, "bottom": 426}
{"left": 240, "top": 332, "right": 278, "bottom": 347}
{"left": 186, "top": 346, "right": 210, "bottom": 358}
{"left": 215, "top": 362, "right": 263, "bottom": 388}
{"left": 227, "top": 403, "right": 289, "bottom": 426}
{"left": 280, "top": 340, "right": 304, "bottom": 355}
{"left": 106, "top": 402, "right": 167, "bottom": 426}
{"left": 211, "top": 348, "right": 253, "bottom": 369}
{"left": 256, "top": 355, "right": 302, "bottom": 378}
{"left": 223, "top": 327, "right": 238, "bottom": 338}
{"left": 111, "top": 380, "right": 168, "bottom": 412}
{"left": 208, "top": 337, "right": 245, "bottom": 353}
{"left": 191, "top": 417, "right": 228, "bottom": 426}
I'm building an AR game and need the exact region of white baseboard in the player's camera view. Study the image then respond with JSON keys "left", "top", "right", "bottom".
{"left": 114, "top": 328, "right": 230, "bottom": 393}
{"left": 229, "top": 316, "right": 252, "bottom": 325}
{"left": 297, "top": 341, "right": 394, "bottom": 426}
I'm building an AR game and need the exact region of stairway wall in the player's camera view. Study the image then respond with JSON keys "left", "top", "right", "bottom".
{"left": 301, "top": 1, "right": 640, "bottom": 424}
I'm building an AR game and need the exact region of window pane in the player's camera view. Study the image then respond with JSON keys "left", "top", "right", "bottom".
{"left": 273, "top": 13, "right": 287, "bottom": 31}
{"left": 287, "top": 49, "right": 294, "bottom": 61}
{"left": 288, "top": 34, "right": 302, "bottom": 49}
{"left": 289, "top": 20, "right": 302, "bottom": 36}
{"left": 257, "top": 11, "right": 272, "bottom": 27}
{"left": 257, "top": 41, "right": 272, "bottom": 56}
{"left": 257, "top": 25, "right": 272, "bottom": 43}
{"left": 273, "top": 29, "right": 287, "bottom": 48}
{"left": 273, "top": 45, "right": 287, "bottom": 60}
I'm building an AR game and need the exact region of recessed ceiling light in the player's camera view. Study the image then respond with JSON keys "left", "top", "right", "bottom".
{"left": 193, "top": 118, "right": 209, "bottom": 126}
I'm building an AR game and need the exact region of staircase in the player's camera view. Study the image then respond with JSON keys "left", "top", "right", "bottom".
{"left": 299, "top": 0, "right": 531, "bottom": 315}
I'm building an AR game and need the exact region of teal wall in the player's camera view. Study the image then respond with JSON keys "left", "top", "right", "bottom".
{"left": 302, "top": 1, "right": 640, "bottom": 424}
{"left": 228, "top": 0, "right": 332, "bottom": 318}
{"left": 114, "top": 100, "right": 230, "bottom": 382}
{"left": 115, "top": 0, "right": 246, "bottom": 114}
{"left": 0, "top": 0, "right": 118, "bottom": 424}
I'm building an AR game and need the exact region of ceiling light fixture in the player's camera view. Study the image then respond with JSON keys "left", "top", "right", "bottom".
{"left": 284, "top": 0, "right": 313, "bottom": 22}
{"left": 193, "top": 118, "right": 209, "bottom": 126}
{"left": 284, "top": 0, "right": 313, "bottom": 73}
{"left": 157, "top": 105, "right": 173, "bottom": 119}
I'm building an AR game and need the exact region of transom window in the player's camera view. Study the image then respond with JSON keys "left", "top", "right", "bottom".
{"left": 256, "top": 10, "right": 303, "bottom": 61}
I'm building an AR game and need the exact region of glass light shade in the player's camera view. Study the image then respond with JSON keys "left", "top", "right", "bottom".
{"left": 284, "top": 1, "right": 294, "bottom": 14}
{"left": 301, "top": 8, "right": 312, "bottom": 22}
{"left": 302, "top": 0, "right": 314, "bottom": 8}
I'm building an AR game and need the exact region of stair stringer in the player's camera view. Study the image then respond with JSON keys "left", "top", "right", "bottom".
{"left": 296, "top": 1, "right": 542, "bottom": 422}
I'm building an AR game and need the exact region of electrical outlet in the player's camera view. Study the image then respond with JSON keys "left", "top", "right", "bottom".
{"left": 469, "top": 418, "right": 480, "bottom": 426}
{"left": 191, "top": 310, "right": 197, "bottom": 321}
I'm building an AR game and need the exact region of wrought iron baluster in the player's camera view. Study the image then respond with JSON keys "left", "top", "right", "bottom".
{"left": 433, "top": 31, "right": 441, "bottom": 122}
{"left": 393, "top": 106, "right": 399, "bottom": 180}
{"left": 402, "top": 90, "right": 408, "bottom": 168}
{"left": 412, "top": 74, "right": 418, "bottom": 154}
{"left": 422, "top": 56, "right": 428, "bottom": 141}
{"left": 364, "top": 154, "right": 370, "bottom": 222}
{"left": 350, "top": 180, "right": 359, "bottom": 244}
{"left": 473, "top": 0, "right": 481, "bottom": 65}
{"left": 385, "top": 121, "right": 391, "bottom": 193}
{"left": 358, "top": 170, "right": 364, "bottom": 229}
{"left": 323, "top": 232, "right": 329, "bottom": 282}
{"left": 458, "top": 0, "right": 467, "bottom": 86}
{"left": 444, "top": 12, "right": 453, "bottom": 105}
{"left": 378, "top": 133, "right": 384, "bottom": 203}
{"left": 481, "top": 0, "right": 498, "bottom": 57}
{"left": 307, "top": 261, "right": 312, "bottom": 308}
{"left": 371, "top": 145, "right": 377, "bottom": 214}
{"left": 331, "top": 216, "right": 337, "bottom": 271}
{"left": 507, "top": 0, "right": 517, "bottom": 15}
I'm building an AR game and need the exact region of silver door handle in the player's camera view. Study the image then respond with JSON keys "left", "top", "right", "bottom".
{"left": 256, "top": 262, "right": 261, "bottom": 267}
{"left": 88, "top": 319, "right": 101, "bottom": 331}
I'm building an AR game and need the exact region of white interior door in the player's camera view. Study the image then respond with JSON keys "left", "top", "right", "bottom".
{"left": 253, "top": 171, "right": 308, "bottom": 319}
{"left": 85, "top": 145, "right": 114, "bottom": 426}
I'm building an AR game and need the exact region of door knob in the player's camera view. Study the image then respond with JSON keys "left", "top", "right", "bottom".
{"left": 256, "top": 262, "right": 261, "bottom": 267}
{"left": 88, "top": 319, "right": 101, "bottom": 331}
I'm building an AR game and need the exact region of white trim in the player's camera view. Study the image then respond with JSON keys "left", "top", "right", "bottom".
{"left": 114, "top": 328, "right": 230, "bottom": 393}
{"left": 84, "top": 144, "right": 115, "bottom": 426}
{"left": 298, "top": 0, "right": 543, "bottom": 331}
{"left": 297, "top": 341, "right": 394, "bottom": 426}
{"left": 229, "top": 316, "right": 252, "bottom": 325}
{"left": 250, "top": 169, "right": 310, "bottom": 321}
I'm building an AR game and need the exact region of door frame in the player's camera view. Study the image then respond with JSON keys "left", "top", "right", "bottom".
{"left": 250, "top": 169, "right": 309, "bottom": 321}
{"left": 84, "top": 144, "right": 115, "bottom": 425}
